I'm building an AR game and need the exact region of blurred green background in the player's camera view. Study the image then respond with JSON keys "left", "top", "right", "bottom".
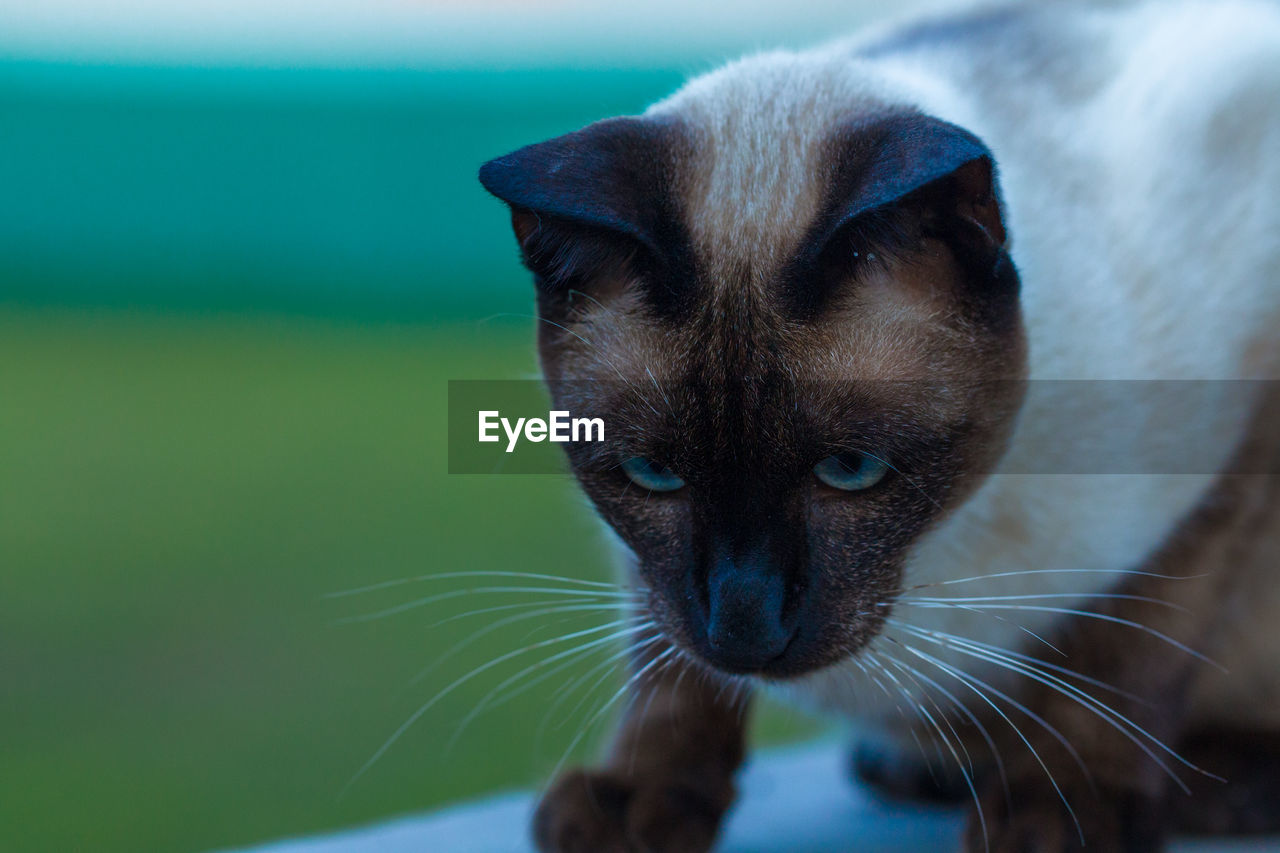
{"left": 0, "top": 4, "right": 911, "bottom": 849}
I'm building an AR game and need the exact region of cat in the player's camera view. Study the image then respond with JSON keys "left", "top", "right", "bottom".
{"left": 478, "top": 1, "right": 1280, "bottom": 850}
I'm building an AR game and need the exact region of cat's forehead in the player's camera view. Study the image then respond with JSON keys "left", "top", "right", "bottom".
{"left": 648, "top": 50, "right": 896, "bottom": 290}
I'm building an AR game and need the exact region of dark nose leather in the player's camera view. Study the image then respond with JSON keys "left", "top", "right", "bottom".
{"left": 704, "top": 547, "right": 795, "bottom": 671}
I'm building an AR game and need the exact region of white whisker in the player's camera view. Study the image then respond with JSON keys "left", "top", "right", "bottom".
{"left": 325, "top": 569, "right": 627, "bottom": 599}
{"left": 901, "top": 568, "right": 1205, "bottom": 594}
{"left": 890, "top": 599, "right": 1065, "bottom": 656}
{"left": 850, "top": 657, "right": 941, "bottom": 769}
{"left": 878, "top": 650, "right": 1010, "bottom": 803}
{"left": 408, "top": 603, "right": 636, "bottom": 688}
{"left": 339, "top": 586, "right": 634, "bottom": 625}
{"left": 886, "top": 620, "right": 1145, "bottom": 704}
{"left": 343, "top": 617, "right": 653, "bottom": 797}
{"left": 546, "top": 645, "right": 679, "bottom": 785}
{"left": 902, "top": 591, "right": 1187, "bottom": 613}
{"left": 894, "top": 639, "right": 1086, "bottom": 844}
{"left": 423, "top": 598, "right": 625, "bottom": 632}
{"left": 895, "top": 623, "right": 1221, "bottom": 790}
{"left": 865, "top": 652, "right": 988, "bottom": 852}
{"left": 869, "top": 652, "right": 975, "bottom": 773}
{"left": 536, "top": 635, "right": 657, "bottom": 749}
{"left": 901, "top": 602, "right": 1225, "bottom": 671}
{"left": 445, "top": 619, "right": 657, "bottom": 753}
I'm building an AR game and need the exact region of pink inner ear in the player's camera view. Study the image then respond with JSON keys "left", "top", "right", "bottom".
{"left": 953, "top": 159, "right": 1007, "bottom": 248}
{"left": 511, "top": 209, "right": 540, "bottom": 248}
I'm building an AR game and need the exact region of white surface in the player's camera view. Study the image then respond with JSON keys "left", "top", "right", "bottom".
{"left": 226, "top": 742, "right": 1280, "bottom": 853}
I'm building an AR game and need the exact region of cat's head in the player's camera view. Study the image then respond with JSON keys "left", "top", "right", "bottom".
{"left": 479, "top": 57, "right": 1027, "bottom": 678}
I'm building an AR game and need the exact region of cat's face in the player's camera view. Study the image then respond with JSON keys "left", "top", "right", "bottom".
{"left": 480, "top": 90, "right": 1027, "bottom": 678}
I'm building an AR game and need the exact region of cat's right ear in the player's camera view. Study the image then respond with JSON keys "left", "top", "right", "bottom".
{"left": 478, "top": 117, "right": 684, "bottom": 298}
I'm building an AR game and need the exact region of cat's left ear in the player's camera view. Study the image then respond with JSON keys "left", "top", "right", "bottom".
{"left": 821, "top": 113, "right": 1008, "bottom": 255}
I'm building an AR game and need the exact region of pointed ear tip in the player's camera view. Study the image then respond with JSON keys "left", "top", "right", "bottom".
{"left": 477, "top": 156, "right": 517, "bottom": 198}
{"left": 477, "top": 159, "right": 500, "bottom": 192}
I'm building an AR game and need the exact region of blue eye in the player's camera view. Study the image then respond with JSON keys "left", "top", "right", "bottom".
{"left": 621, "top": 457, "right": 685, "bottom": 492}
{"left": 814, "top": 452, "right": 889, "bottom": 491}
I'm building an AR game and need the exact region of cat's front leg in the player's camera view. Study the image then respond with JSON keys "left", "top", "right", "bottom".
{"left": 532, "top": 638, "right": 748, "bottom": 853}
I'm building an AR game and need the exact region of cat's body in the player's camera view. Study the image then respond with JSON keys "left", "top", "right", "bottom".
{"left": 479, "top": 1, "right": 1280, "bottom": 850}
{"left": 749, "top": 0, "right": 1280, "bottom": 731}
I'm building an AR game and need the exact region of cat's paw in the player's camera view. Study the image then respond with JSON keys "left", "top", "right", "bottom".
{"left": 531, "top": 767, "right": 732, "bottom": 853}
{"left": 965, "top": 778, "right": 1166, "bottom": 853}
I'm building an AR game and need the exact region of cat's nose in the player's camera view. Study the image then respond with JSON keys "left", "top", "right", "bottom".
{"left": 703, "top": 547, "right": 797, "bottom": 672}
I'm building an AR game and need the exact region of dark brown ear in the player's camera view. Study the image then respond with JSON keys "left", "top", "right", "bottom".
{"left": 817, "top": 112, "right": 1009, "bottom": 255}
{"left": 781, "top": 112, "right": 1016, "bottom": 318}
{"left": 801, "top": 113, "right": 1013, "bottom": 309}
{"left": 478, "top": 117, "right": 692, "bottom": 310}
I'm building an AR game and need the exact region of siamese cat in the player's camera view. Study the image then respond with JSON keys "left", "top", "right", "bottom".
{"left": 478, "top": 1, "right": 1280, "bottom": 851}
